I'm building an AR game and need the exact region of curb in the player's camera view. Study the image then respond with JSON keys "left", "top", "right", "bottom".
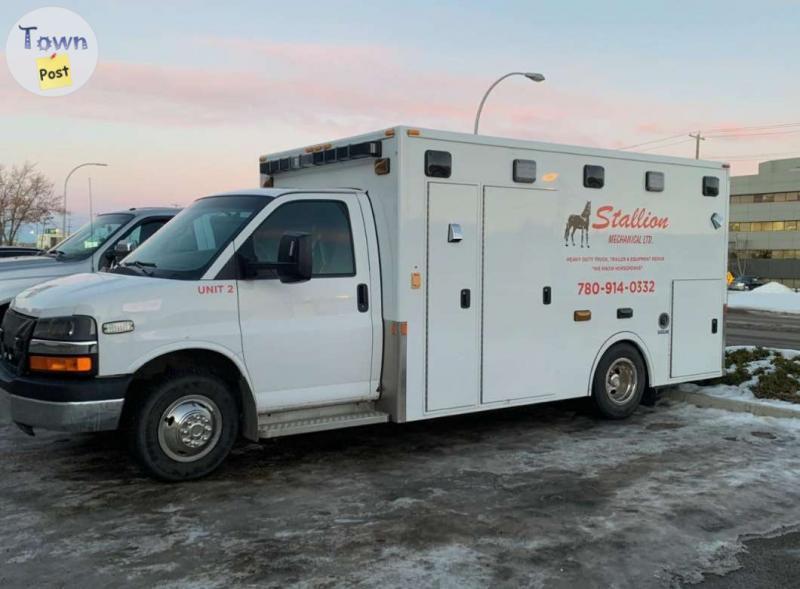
{"left": 662, "top": 388, "right": 800, "bottom": 419}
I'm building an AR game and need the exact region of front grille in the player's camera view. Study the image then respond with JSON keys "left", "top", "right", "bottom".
{"left": 0, "top": 309, "right": 35, "bottom": 373}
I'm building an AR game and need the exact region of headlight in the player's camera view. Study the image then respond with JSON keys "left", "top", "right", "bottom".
{"left": 32, "top": 316, "right": 97, "bottom": 341}
{"left": 29, "top": 316, "right": 97, "bottom": 374}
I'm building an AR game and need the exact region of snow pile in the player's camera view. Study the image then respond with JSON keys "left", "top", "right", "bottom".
{"left": 681, "top": 346, "right": 800, "bottom": 410}
{"left": 753, "top": 281, "right": 793, "bottom": 294}
{"left": 728, "top": 282, "right": 800, "bottom": 313}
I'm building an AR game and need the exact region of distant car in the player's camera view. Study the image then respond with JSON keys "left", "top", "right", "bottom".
{"left": 729, "top": 275, "right": 766, "bottom": 291}
{"left": 0, "top": 246, "right": 41, "bottom": 258}
{"left": 0, "top": 207, "right": 180, "bottom": 319}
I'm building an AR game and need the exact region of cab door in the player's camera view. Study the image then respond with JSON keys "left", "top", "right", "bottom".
{"left": 235, "top": 194, "right": 374, "bottom": 412}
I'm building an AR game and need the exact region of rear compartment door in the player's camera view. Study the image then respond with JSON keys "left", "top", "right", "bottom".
{"left": 426, "top": 182, "right": 480, "bottom": 411}
{"left": 670, "top": 279, "right": 724, "bottom": 378}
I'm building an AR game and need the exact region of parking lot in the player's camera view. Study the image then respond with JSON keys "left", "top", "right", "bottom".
{"left": 2, "top": 395, "right": 800, "bottom": 588}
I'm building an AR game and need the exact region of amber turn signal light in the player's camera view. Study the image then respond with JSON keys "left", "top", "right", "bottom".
{"left": 573, "top": 310, "right": 592, "bottom": 322}
{"left": 29, "top": 355, "right": 93, "bottom": 373}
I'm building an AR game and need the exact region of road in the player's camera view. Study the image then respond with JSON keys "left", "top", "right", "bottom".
{"left": 3, "top": 397, "right": 800, "bottom": 588}
{"left": 726, "top": 307, "right": 800, "bottom": 349}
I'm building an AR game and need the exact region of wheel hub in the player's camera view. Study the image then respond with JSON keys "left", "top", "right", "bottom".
{"left": 605, "top": 358, "right": 638, "bottom": 405}
{"left": 158, "top": 396, "right": 222, "bottom": 463}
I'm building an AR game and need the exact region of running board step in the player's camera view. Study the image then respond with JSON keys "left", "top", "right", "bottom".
{"left": 257, "top": 403, "right": 389, "bottom": 439}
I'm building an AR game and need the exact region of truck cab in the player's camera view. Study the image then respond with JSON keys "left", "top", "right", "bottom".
{"left": 0, "top": 207, "right": 178, "bottom": 321}
{"left": 0, "top": 189, "right": 383, "bottom": 481}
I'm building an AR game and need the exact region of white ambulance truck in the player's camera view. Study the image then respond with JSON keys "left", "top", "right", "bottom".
{"left": 0, "top": 127, "right": 729, "bottom": 481}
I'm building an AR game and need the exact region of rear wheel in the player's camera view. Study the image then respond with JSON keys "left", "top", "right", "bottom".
{"left": 591, "top": 343, "right": 646, "bottom": 419}
{"left": 128, "top": 370, "right": 239, "bottom": 481}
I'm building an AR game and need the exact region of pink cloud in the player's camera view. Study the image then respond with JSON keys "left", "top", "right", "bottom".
{"left": 1, "top": 38, "right": 796, "bottom": 199}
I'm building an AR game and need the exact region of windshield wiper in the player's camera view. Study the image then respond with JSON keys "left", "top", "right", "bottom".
{"left": 126, "top": 260, "right": 156, "bottom": 268}
{"left": 122, "top": 260, "right": 157, "bottom": 276}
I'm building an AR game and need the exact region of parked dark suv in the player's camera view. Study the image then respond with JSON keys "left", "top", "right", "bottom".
{"left": 0, "top": 246, "right": 41, "bottom": 258}
{"left": 729, "top": 275, "right": 766, "bottom": 291}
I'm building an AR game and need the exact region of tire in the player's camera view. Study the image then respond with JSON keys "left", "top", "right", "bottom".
{"left": 128, "top": 370, "right": 239, "bottom": 482}
{"left": 591, "top": 343, "right": 646, "bottom": 419}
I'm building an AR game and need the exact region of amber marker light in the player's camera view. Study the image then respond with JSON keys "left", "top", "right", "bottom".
{"left": 573, "top": 310, "right": 592, "bottom": 322}
{"left": 29, "top": 355, "right": 93, "bottom": 373}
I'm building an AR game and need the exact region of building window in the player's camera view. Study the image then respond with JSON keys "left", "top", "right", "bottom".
{"left": 730, "top": 222, "right": 741, "bottom": 232}
{"left": 774, "top": 221, "right": 785, "bottom": 231}
{"left": 787, "top": 221, "right": 798, "bottom": 231}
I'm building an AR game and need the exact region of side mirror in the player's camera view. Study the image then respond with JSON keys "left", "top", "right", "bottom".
{"left": 276, "top": 232, "right": 312, "bottom": 283}
{"left": 239, "top": 232, "right": 312, "bottom": 282}
{"left": 107, "top": 241, "right": 135, "bottom": 259}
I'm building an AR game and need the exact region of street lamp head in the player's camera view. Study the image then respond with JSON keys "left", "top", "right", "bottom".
{"left": 524, "top": 72, "right": 545, "bottom": 82}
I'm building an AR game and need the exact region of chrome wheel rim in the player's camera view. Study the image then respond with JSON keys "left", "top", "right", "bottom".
{"left": 157, "top": 395, "right": 222, "bottom": 463}
{"left": 605, "top": 358, "right": 638, "bottom": 405}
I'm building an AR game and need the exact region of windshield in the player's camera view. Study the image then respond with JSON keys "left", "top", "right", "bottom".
{"left": 117, "top": 195, "right": 269, "bottom": 280}
{"left": 49, "top": 213, "right": 133, "bottom": 260}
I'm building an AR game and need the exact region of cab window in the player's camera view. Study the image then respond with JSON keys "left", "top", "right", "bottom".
{"left": 242, "top": 200, "right": 355, "bottom": 277}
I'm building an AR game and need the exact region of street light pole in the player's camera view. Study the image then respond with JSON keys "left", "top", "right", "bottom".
{"left": 62, "top": 162, "right": 107, "bottom": 237}
{"left": 473, "top": 71, "right": 545, "bottom": 135}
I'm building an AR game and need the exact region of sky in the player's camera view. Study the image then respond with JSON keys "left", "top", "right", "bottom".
{"left": 2, "top": 0, "right": 800, "bottom": 223}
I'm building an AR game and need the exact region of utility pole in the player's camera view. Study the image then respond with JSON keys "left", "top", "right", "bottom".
{"left": 689, "top": 131, "right": 706, "bottom": 159}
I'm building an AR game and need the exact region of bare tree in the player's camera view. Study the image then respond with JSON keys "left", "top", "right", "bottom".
{"left": 0, "top": 163, "right": 61, "bottom": 245}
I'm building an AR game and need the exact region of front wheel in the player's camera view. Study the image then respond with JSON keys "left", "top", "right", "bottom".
{"left": 128, "top": 370, "right": 239, "bottom": 481}
{"left": 591, "top": 344, "right": 646, "bottom": 419}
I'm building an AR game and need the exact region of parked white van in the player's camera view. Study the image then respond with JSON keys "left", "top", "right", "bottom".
{"left": 0, "top": 128, "right": 729, "bottom": 480}
{"left": 0, "top": 208, "right": 178, "bottom": 317}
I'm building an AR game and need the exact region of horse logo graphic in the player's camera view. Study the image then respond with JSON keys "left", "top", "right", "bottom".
{"left": 564, "top": 201, "right": 591, "bottom": 247}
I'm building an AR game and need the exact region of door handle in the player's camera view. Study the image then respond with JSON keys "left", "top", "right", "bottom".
{"left": 711, "top": 318, "right": 718, "bottom": 334}
{"left": 357, "top": 284, "right": 369, "bottom": 313}
{"left": 460, "top": 289, "right": 471, "bottom": 309}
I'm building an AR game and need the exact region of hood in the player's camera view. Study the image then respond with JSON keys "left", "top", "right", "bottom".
{"left": 12, "top": 272, "right": 161, "bottom": 317}
{"left": 0, "top": 255, "right": 86, "bottom": 305}
{"left": 0, "top": 254, "right": 67, "bottom": 274}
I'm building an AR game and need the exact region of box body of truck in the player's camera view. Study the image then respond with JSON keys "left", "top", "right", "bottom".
{"left": 261, "top": 127, "right": 729, "bottom": 422}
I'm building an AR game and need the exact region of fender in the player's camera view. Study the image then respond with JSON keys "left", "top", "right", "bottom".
{"left": 587, "top": 331, "right": 654, "bottom": 396}
{"left": 126, "top": 340, "right": 260, "bottom": 441}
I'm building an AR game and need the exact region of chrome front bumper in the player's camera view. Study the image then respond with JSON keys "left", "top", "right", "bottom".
{"left": 4, "top": 390, "right": 123, "bottom": 433}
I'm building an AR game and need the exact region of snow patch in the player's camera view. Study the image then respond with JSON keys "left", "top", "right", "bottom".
{"left": 728, "top": 288, "right": 800, "bottom": 314}
{"left": 682, "top": 346, "right": 800, "bottom": 410}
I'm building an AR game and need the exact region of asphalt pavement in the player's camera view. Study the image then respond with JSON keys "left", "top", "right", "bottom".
{"left": 726, "top": 307, "right": 800, "bottom": 349}
{"left": 2, "top": 396, "right": 800, "bottom": 588}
